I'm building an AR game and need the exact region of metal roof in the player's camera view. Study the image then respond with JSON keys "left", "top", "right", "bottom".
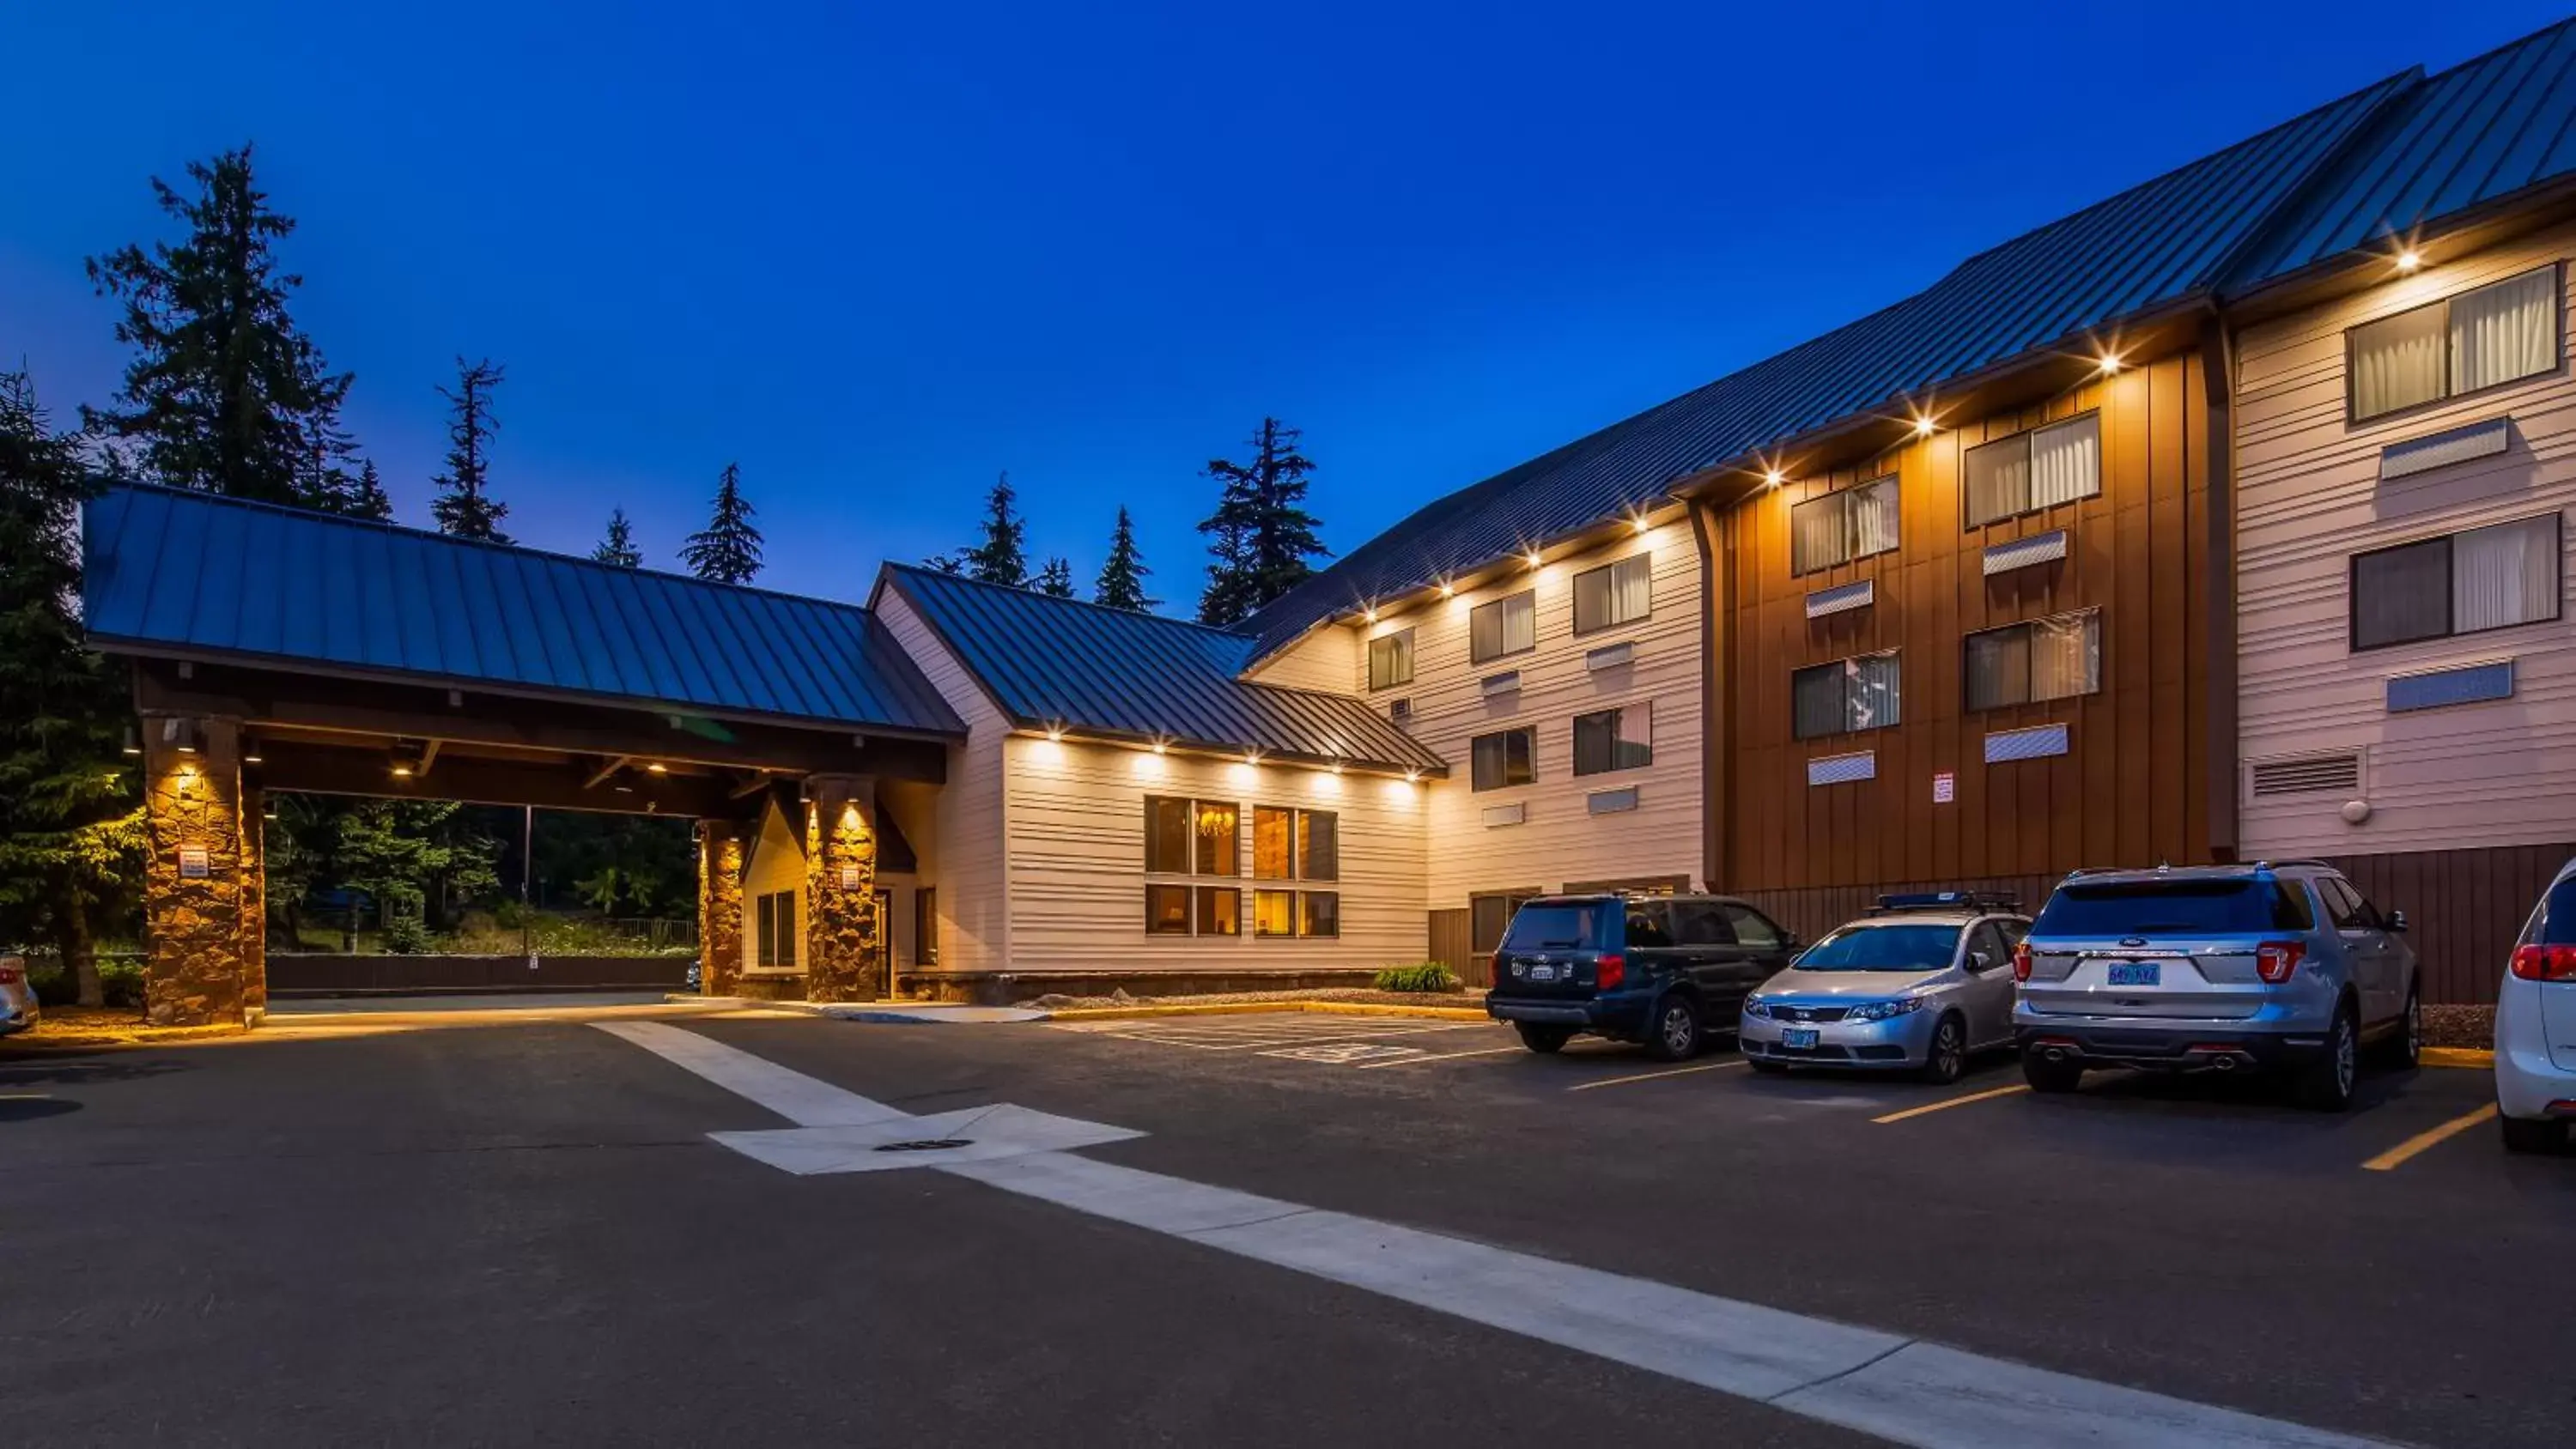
{"left": 83, "top": 485, "right": 967, "bottom": 738}
{"left": 2230, "top": 19, "right": 2576, "bottom": 285}
{"left": 1242, "top": 67, "right": 2418, "bottom": 658}
{"left": 878, "top": 564, "right": 1449, "bottom": 775}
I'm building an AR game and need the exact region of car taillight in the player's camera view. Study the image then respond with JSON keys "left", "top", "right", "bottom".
{"left": 2255, "top": 941, "right": 2306, "bottom": 984}
{"left": 2510, "top": 944, "right": 2576, "bottom": 981}
{"left": 2011, "top": 941, "right": 2033, "bottom": 983}
{"left": 1595, "top": 954, "right": 1625, "bottom": 992}
{"left": 0, "top": 964, "right": 20, "bottom": 985}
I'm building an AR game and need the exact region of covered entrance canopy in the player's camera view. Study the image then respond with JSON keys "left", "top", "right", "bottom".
{"left": 83, "top": 486, "right": 967, "bottom": 1026}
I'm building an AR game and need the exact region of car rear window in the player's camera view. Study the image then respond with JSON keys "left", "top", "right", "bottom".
{"left": 2536, "top": 877, "right": 2576, "bottom": 946}
{"left": 1500, "top": 903, "right": 1613, "bottom": 951}
{"left": 2033, "top": 879, "right": 2314, "bottom": 937}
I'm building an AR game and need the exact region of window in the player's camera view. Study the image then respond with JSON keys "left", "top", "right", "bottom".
{"left": 2350, "top": 513, "right": 2561, "bottom": 650}
{"left": 1671, "top": 901, "right": 1732, "bottom": 946}
{"left": 915, "top": 887, "right": 939, "bottom": 967}
{"left": 1299, "top": 891, "right": 1340, "bottom": 938}
{"left": 1791, "top": 652, "right": 1901, "bottom": 739}
{"left": 1572, "top": 704, "right": 1653, "bottom": 775}
{"left": 1470, "top": 590, "right": 1536, "bottom": 664}
{"left": 1148, "top": 883, "right": 1237, "bottom": 937}
{"left": 1195, "top": 800, "right": 1238, "bottom": 876}
{"left": 1147, "top": 797, "right": 1240, "bottom": 876}
{"left": 1964, "top": 414, "right": 2099, "bottom": 525}
{"left": 1249, "top": 806, "right": 1337, "bottom": 881}
{"left": 1297, "top": 811, "right": 1338, "bottom": 882}
{"left": 1573, "top": 554, "right": 1652, "bottom": 634}
{"left": 1470, "top": 727, "right": 1538, "bottom": 791}
{"left": 1145, "top": 883, "right": 1193, "bottom": 935}
{"left": 1722, "top": 904, "right": 1784, "bottom": 949}
{"left": 1471, "top": 891, "right": 1540, "bottom": 955}
{"left": 1790, "top": 476, "right": 1900, "bottom": 575}
{"left": 1253, "top": 889, "right": 1296, "bottom": 938}
{"left": 1197, "top": 886, "right": 1241, "bottom": 937}
{"left": 1252, "top": 806, "right": 1293, "bottom": 879}
{"left": 1368, "top": 628, "right": 1414, "bottom": 690}
{"left": 1965, "top": 611, "right": 2101, "bottom": 711}
{"left": 2349, "top": 264, "right": 2560, "bottom": 421}
{"left": 1145, "top": 797, "right": 1192, "bottom": 874}
{"left": 1623, "top": 902, "right": 1674, "bottom": 948}
{"left": 754, "top": 889, "right": 799, "bottom": 968}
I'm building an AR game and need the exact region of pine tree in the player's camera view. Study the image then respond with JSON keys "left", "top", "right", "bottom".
{"left": 1197, "top": 417, "right": 1328, "bottom": 626}
{"left": 1034, "top": 556, "right": 1075, "bottom": 597}
{"left": 0, "top": 369, "right": 146, "bottom": 1006}
{"left": 83, "top": 144, "right": 359, "bottom": 510}
{"left": 1093, "top": 506, "right": 1157, "bottom": 611}
{"left": 429, "top": 357, "right": 509, "bottom": 542}
{"left": 594, "top": 507, "right": 643, "bottom": 567}
{"left": 346, "top": 458, "right": 392, "bottom": 520}
{"left": 682, "top": 464, "right": 762, "bottom": 585}
{"left": 957, "top": 471, "right": 1029, "bottom": 585}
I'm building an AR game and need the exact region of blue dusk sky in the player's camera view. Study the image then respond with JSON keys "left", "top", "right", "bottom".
{"left": 3, "top": 3, "right": 2564, "bottom": 612}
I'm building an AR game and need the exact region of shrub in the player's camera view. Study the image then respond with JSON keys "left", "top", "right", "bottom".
{"left": 27, "top": 960, "right": 148, "bottom": 1009}
{"left": 1372, "top": 962, "right": 1459, "bottom": 993}
{"left": 380, "top": 914, "right": 434, "bottom": 955}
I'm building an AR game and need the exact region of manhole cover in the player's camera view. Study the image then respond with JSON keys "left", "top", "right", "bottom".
{"left": 873, "top": 1137, "right": 974, "bottom": 1153}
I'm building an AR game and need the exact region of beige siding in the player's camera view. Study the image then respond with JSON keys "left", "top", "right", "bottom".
{"left": 1002, "top": 735, "right": 1430, "bottom": 968}
{"left": 2237, "top": 220, "right": 2576, "bottom": 858}
{"left": 1244, "top": 621, "right": 1359, "bottom": 693}
{"left": 739, "top": 799, "right": 805, "bottom": 979}
{"left": 1356, "top": 518, "right": 1704, "bottom": 908}
{"left": 875, "top": 589, "right": 1011, "bottom": 973}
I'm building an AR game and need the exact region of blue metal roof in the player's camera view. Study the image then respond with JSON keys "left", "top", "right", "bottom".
{"left": 84, "top": 485, "right": 966, "bottom": 738}
{"left": 2231, "top": 20, "right": 2576, "bottom": 286}
{"left": 879, "top": 564, "right": 1448, "bottom": 775}
{"left": 1242, "top": 67, "right": 2419, "bottom": 658}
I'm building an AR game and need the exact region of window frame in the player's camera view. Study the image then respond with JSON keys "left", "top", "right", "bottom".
{"left": 1789, "top": 651, "right": 1902, "bottom": 742}
{"left": 1367, "top": 627, "right": 1415, "bottom": 691}
{"left": 2347, "top": 511, "right": 2564, "bottom": 652}
{"left": 753, "top": 888, "right": 800, "bottom": 969}
{"left": 1196, "top": 885, "right": 1241, "bottom": 937}
{"left": 1789, "top": 475, "right": 1901, "bottom": 577}
{"left": 2345, "top": 261, "right": 2563, "bottom": 425}
{"left": 1961, "top": 412, "right": 2101, "bottom": 529}
{"left": 1571, "top": 552, "right": 1654, "bottom": 635}
{"left": 915, "top": 886, "right": 939, "bottom": 967}
{"left": 1571, "top": 702, "right": 1654, "bottom": 776}
{"left": 1296, "top": 809, "right": 1339, "bottom": 882}
{"left": 1252, "top": 888, "right": 1297, "bottom": 938}
{"left": 1145, "top": 882, "right": 1194, "bottom": 936}
{"left": 1298, "top": 890, "right": 1340, "bottom": 939}
{"left": 1469, "top": 589, "right": 1537, "bottom": 664}
{"left": 1469, "top": 726, "right": 1539, "bottom": 791}
{"left": 1961, "top": 609, "right": 2104, "bottom": 712}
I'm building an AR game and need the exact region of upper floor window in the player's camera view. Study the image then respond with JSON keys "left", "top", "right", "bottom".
{"left": 1791, "top": 476, "right": 1899, "bottom": 575}
{"left": 1791, "top": 652, "right": 1900, "bottom": 740}
{"left": 1964, "top": 414, "right": 2099, "bottom": 527}
{"left": 1572, "top": 554, "right": 1652, "bottom": 634}
{"left": 1572, "top": 703, "right": 1653, "bottom": 775}
{"left": 1471, "top": 726, "right": 1537, "bottom": 791}
{"left": 1250, "top": 806, "right": 1340, "bottom": 882}
{"left": 1965, "top": 609, "right": 2100, "bottom": 710}
{"left": 1470, "top": 590, "right": 1536, "bottom": 664}
{"left": 1145, "top": 797, "right": 1237, "bottom": 876}
{"left": 2349, "top": 264, "right": 2559, "bottom": 422}
{"left": 2350, "top": 512, "right": 2561, "bottom": 651}
{"left": 1367, "top": 628, "right": 1414, "bottom": 690}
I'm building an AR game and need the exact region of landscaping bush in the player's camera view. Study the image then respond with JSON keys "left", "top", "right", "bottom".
{"left": 27, "top": 960, "right": 148, "bottom": 1009}
{"left": 1372, "top": 962, "right": 1459, "bottom": 993}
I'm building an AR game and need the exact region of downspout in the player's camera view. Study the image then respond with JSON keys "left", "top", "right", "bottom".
{"left": 2200, "top": 309, "right": 2240, "bottom": 864}
{"left": 1689, "top": 497, "right": 1731, "bottom": 891}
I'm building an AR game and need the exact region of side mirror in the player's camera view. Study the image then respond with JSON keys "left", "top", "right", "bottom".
{"left": 2386, "top": 909, "right": 2409, "bottom": 933}
{"left": 1778, "top": 932, "right": 1801, "bottom": 952}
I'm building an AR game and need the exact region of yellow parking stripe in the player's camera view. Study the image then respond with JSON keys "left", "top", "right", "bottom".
{"left": 1356, "top": 1046, "right": 1525, "bottom": 1070}
{"left": 1566, "top": 1060, "right": 1747, "bottom": 1092}
{"left": 2361, "top": 1104, "right": 2497, "bottom": 1172}
{"left": 1872, "top": 1084, "right": 2030, "bottom": 1124}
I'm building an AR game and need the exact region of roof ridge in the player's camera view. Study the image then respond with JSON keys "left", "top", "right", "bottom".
{"left": 883, "top": 559, "right": 1256, "bottom": 640}
{"left": 2423, "top": 13, "right": 2576, "bottom": 82}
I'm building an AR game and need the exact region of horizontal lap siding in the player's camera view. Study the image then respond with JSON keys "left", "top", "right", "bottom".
{"left": 1245, "top": 623, "right": 1359, "bottom": 693}
{"left": 877, "top": 591, "right": 1010, "bottom": 973}
{"left": 2238, "top": 219, "right": 2576, "bottom": 859}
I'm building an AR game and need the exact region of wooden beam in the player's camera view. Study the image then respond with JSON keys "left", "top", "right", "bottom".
{"left": 416, "top": 738, "right": 440, "bottom": 779}
{"left": 585, "top": 755, "right": 635, "bottom": 790}
{"left": 728, "top": 772, "right": 775, "bottom": 800}
{"left": 251, "top": 741, "right": 743, "bottom": 817}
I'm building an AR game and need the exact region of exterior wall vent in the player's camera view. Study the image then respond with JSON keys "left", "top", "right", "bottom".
{"left": 1982, "top": 530, "right": 2069, "bottom": 577}
{"left": 1587, "top": 786, "right": 1641, "bottom": 815}
{"left": 1480, "top": 670, "right": 1521, "bottom": 699}
{"left": 2387, "top": 659, "right": 2514, "bottom": 712}
{"left": 1481, "top": 803, "right": 1528, "bottom": 828}
{"left": 1804, "top": 579, "right": 1874, "bottom": 619}
{"left": 1584, "top": 641, "right": 1635, "bottom": 672}
{"left": 1388, "top": 697, "right": 1413, "bottom": 724}
{"left": 1807, "top": 750, "right": 1875, "bottom": 787}
{"left": 2379, "top": 416, "right": 2510, "bottom": 482}
{"left": 1984, "top": 723, "right": 2070, "bottom": 764}
{"left": 2249, "top": 751, "right": 2362, "bottom": 797}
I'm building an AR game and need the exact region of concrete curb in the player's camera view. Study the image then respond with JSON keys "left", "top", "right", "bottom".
{"left": 1042, "top": 1000, "right": 1490, "bottom": 1023}
{"left": 2420, "top": 1046, "right": 2494, "bottom": 1069}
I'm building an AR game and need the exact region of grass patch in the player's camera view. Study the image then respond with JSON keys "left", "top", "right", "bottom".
{"left": 1371, "top": 962, "right": 1460, "bottom": 993}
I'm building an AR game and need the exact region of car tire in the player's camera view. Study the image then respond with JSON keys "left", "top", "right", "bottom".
{"left": 2370, "top": 984, "right": 2421, "bottom": 1070}
{"left": 1514, "top": 1023, "right": 1573, "bottom": 1054}
{"left": 2500, "top": 1112, "right": 2569, "bottom": 1155}
{"left": 1647, "top": 995, "right": 1704, "bottom": 1062}
{"left": 2294, "top": 1004, "right": 2360, "bottom": 1113}
{"left": 1918, "top": 1014, "right": 1968, "bottom": 1085}
{"left": 2022, "top": 1052, "right": 2084, "bottom": 1094}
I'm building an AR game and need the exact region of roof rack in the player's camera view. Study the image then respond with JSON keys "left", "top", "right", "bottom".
{"left": 1872, "top": 890, "right": 2021, "bottom": 914}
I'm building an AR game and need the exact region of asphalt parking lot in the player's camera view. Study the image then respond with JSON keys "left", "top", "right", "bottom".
{"left": 7, "top": 1004, "right": 2571, "bottom": 1448}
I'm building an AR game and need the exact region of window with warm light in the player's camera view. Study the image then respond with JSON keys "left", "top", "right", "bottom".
{"left": 1253, "top": 888, "right": 1296, "bottom": 938}
{"left": 754, "top": 890, "right": 799, "bottom": 968}
{"left": 1571, "top": 554, "right": 1652, "bottom": 634}
{"left": 2348, "top": 264, "right": 2559, "bottom": 422}
{"left": 1195, "top": 801, "right": 1238, "bottom": 876}
{"left": 1469, "top": 590, "right": 1536, "bottom": 664}
{"left": 1963, "top": 414, "right": 2099, "bottom": 526}
{"left": 1252, "top": 805, "right": 1294, "bottom": 878}
{"left": 1965, "top": 611, "right": 2101, "bottom": 710}
{"left": 1367, "top": 628, "right": 1415, "bottom": 690}
{"left": 1297, "top": 810, "right": 1338, "bottom": 882}
{"left": 1196, "top": 886, "right": 1241, "bottom": 937}
{"left": 1145, "top": 883, "right": 1193, "bottom": 935}
{"left": 1790, "top": 476, "right": 1899, "bottom": 575}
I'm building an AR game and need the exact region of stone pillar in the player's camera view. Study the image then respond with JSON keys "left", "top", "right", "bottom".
{"left": 240, "top": 785, "right": 267, "bottom": 1021}
{"left": 803, "top": 775, "right": 881, "bottom": 1003}
{"left": 696, "top": 819, "right": 746, "bottom": 997}
{"left": 141, "top": 716, "right": 258, "bottom": 1028}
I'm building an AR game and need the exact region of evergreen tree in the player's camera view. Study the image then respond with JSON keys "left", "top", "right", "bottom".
{"left": 346, "top": 458, "right": 393, "bottom": 520}
{"left": 0, "top": 369, "right": 145, "bottom": 1005}
{"left": 681, "top": 464, "right": 762, "bottom": 585}
{"left": 1034, "top": 556, "right": 1075, "bottom": 597}
{"left": 1197, "top": 417, "right": 1328, "bottom": 626}
{"left": 594, "top": 507, "right": 643, "bottom": 567}
{"left": 1093, "top": 506, "right": 1157, "bottom": 611}
{"left": 956, "top": 471, "right": 1028, "bottom": 585}
{"left": 429, "top": 357, "right": 508, "bottom": 542}
{"left": 83, "top": 144, "right": 359, "bottom": 509}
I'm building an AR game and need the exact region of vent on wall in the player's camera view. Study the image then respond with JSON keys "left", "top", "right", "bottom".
{"left": 1480, "top": 670, "right": 1521, "bottom": 699}
{"left": 1482, "top": 803, "right": 1528, "bottom": 828}
{"left": 1587, "top": 786, "right": 1640, "bottom": 815}
{"left": 2249, "top": 751, "right": 2362, "bottom": 797}
{"left": 1984, "top": 723, "right": 2069, "bottom": 763}
{"left": 1807, "top": 751, "right": 1876, "bottom": 787}
{"left": 1804, "top": 579, "right": 1874, "bottom": 619}
{"left": 1982, "top": 530, "right": 2069, "bottom": 577}
{"left": 2387, "top": 659, "right": 2514, "bottom": 712}
{"left": 1585, "top": 641, "right": 1635, "bottom": 671}
{"left": 1389, "top": 698, "right": 1413, "bottom": 724}
{"left": 2380, "top": 416, "right": 2509, "bottom": 483}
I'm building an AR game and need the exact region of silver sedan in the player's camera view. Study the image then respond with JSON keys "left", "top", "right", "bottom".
{"left": 1738, "top": 910, "right": 2027, "bottom": 1083}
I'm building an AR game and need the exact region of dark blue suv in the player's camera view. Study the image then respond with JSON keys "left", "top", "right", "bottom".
{"left": 1484, "top": 893, "right": 1799, "bottom": 1059}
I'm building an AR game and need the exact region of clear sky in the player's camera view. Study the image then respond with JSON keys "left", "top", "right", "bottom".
{"left": 3, "top": 3, "right": 2564, "bottom": 612}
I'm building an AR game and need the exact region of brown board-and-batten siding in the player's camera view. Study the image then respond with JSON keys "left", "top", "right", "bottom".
{"left": 2327, "top": 844, "right": 2571, "bottom": 1007}
{"left": 1722, "top": 354, "right": 2217, "bottom": 898}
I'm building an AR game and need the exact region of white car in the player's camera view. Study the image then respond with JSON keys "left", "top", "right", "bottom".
{"left": 2499, "top": 862, "right": 2576, "bottom": 1154}
{"left": 0, "top": 954, "right": 38, "bottom": 1036}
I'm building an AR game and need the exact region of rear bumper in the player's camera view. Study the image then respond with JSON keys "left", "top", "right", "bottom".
{"left": 1486, "top": 993, "right": 1652, "bottom": 1038}
{"left": 2494, "top": 981, "right": 2576, "bottom": 1119}
{"left": 2014, "top": 1023, "right": 2328, "bottom": 1070}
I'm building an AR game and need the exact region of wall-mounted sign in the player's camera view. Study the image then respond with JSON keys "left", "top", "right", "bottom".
{"left": 1931, "top": 772, "right": 1955, "bottom": 805}
{"left": 179, "top": 846, "right": 210, "bottom": 879}
{"left": 838, "top": 864, "right": 862, "bottom": 891}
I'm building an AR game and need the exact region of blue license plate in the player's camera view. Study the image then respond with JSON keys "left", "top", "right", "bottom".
{"left": 1782, "top": 1028, "right": 1820, "bottom": 1049}
{"left": 2107, "top": 961, "right": 2161, "bottom": 987}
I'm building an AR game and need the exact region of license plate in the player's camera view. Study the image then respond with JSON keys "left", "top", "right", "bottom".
{"left": 1783, "top": 1028, "right": 1820, "bottom": 1049}
{"left": 1528, "top": 964, "right": 1558, "bottom": 982}
{"left": 2107, "top": 961, "right": 2161, "bottom": 987}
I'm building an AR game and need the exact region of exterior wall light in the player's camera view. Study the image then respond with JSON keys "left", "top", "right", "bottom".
{"left": 1631, "top": 514, "right": 1651, "bottom": 534}
{"left": 1437, "top": 580, "right": 1454, "bottom": 598}
{"left": 391, "top": 763, "right": 415, "bottom": 779}
{"left": 1151, "top": 737, "right": 1169, "bottom": 755}
{"left": 1045, "top": 724, "right": 1066, "bottom": 743}
{"left": 1363, "top": 606, "right": 1378, "bottom": 623}
{"left": 1764, "top": 469, "right": 1785, "bottom": 488}
{"left": 2397, "top": 251, "right": 2422, "bottom": 273}
{"left": 1402, "top": 768, "right": 1422, "bottom": 784}
{"left": 2097, "top": 354, "right": 2123, "bottom": 375}
{"left": 1523, "top": 550, "right": 1543, "bottom": 568}
{"left": 646, "top": 762, "right": 668, "bottom": 774}
{"left": 122, "top": 728, "right": 142, "bottom": 757}
{"left": 1914, "top": 415, "right": 1936, "bottom": 437}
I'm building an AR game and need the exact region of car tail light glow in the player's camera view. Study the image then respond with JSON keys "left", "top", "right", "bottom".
{"left": 2012, "top": 940, "right": 2033, "bottom": 983}
{"left": 2510, "top": 944, "right": 2576, "bottom": 981}
{"left": 1595, "top": 954, "right": 1625, "bottom": 992}
{"left": 0, "top": 963, "right": 20, "bottom": 985}
{"left": 2254, "top": 941, "right": 2306, "bottom": 984}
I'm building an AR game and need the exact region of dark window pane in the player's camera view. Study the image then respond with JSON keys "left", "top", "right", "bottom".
{"left": 1297, "top": 811, "right": 1338, "bottom": 882}
{"left": 1722, "top": 905, "right": 1783, "bottom": 949}
{"left": 1299, "top": 891, "right": 1340, "bottom": 939}
{"left": 1671, "top": 902, "right": 1733, "bottom": 946}
{"left": 1965, "top": 626, "right": 2031, "bottom": 711}
{"left": 1623, "top": 903, "right": 1674, "bottom": 949}
{"left": 1472, "top": 730, "right": 1535, "bottom": 791}
{"left": 1145, "top": 797, "right": 1191, "bottom": 873}
{"left": 1500, "top": 902, "right": 1610, "bottom": 951}
{"left": 1790, "top": 491, "right": 1848, "bottom": 575}
{"left": 1792, "top": 664, "right": 1845, "bottom": 740}
{"left": 1146, "top": 884, "right": 1193, "bottom": 935}
{"left": 2353, "top": 538, "right": 2450, "bottom": 649}
{"left": 2034, "top": 880, "right": 2311, "bottom": 936}
{"left": 1196, "top": 886, "right": 1240, "bottom": 937}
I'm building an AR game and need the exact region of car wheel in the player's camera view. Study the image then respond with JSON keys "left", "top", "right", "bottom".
{"left": 2500, "top": 1112, "right": 2569, "bottom": 1155}
{"left": 1918, "top": 1014, "right": 1967, "bottom": 1085}
{"left": 2022, "top": 1052, "right": 2084, "bottom": 1094}
{"left": 1647, "top": 996, "right": 1704, "bottom": 1062}
{"left": 2294, "top": 1004, "right": 2360, "bottom": 1113}
{"left": 1515, "top": 1023, "right": 1572, "bottom": 1054}
{"left": 2370, "top": 985, "right": 2421, "bottom": 1070}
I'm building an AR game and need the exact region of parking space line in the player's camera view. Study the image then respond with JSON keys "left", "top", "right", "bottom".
{"left": 1566, "top": 1060, "right": 1746, "bottom": 1091}
{"left": 2360, "top": 1103, "right": 2497, "bottom": 1172}
{"left": 1871, "top": 1085, "right": 2029, "bottom": 1125}
{"left": 1355, "top": 1045, "right": 1524, "bottom": 1070}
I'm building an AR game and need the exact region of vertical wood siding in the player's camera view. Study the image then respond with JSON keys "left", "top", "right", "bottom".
{"left": 875, "top": 590, "right": 1011, "bottom": 973}
{"left": 2328, "top": 844, "right": 2573, "bottom": 1006}
{"left": 1723, "top": 357, "right": 2215, "bottom": 891}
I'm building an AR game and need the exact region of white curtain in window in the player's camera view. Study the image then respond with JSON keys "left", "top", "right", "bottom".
{"left": 1965, "top": 440, "right": 2028, "bottom": 525}
{"left": 1500, "top": 592, "right": 1535, "bottom": 654}
{"left": 2452, "top": 514, "right": 2560, "bottom": 633}
{"left": 1791, "top": 495, "right": 1844, "bottom": 573}
{"left": 2452, "top": 268, "right": 2558, "bottom": 395}
{"left": 2031, "top": 614, "right": 2099, "bottom": 700}
{"left": 2029, "top": 415, "right": 2099, "bottom": 509}
{"left": 2354, "top": 305, "right": 2448, "bottom": 419}
{"left": 1609, "top": 554, "right": 1651, "bottom": 623}
{"left": 1847, "top": 653, "right": 1901, "bottom": 731}
{"left": 1851, "top": 479, "right": 1899, "bottom": 556}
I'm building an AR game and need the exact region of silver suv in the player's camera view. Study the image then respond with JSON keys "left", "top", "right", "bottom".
{"left": 2013, "top": 863, "right": 2421, "bottom": 1112}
